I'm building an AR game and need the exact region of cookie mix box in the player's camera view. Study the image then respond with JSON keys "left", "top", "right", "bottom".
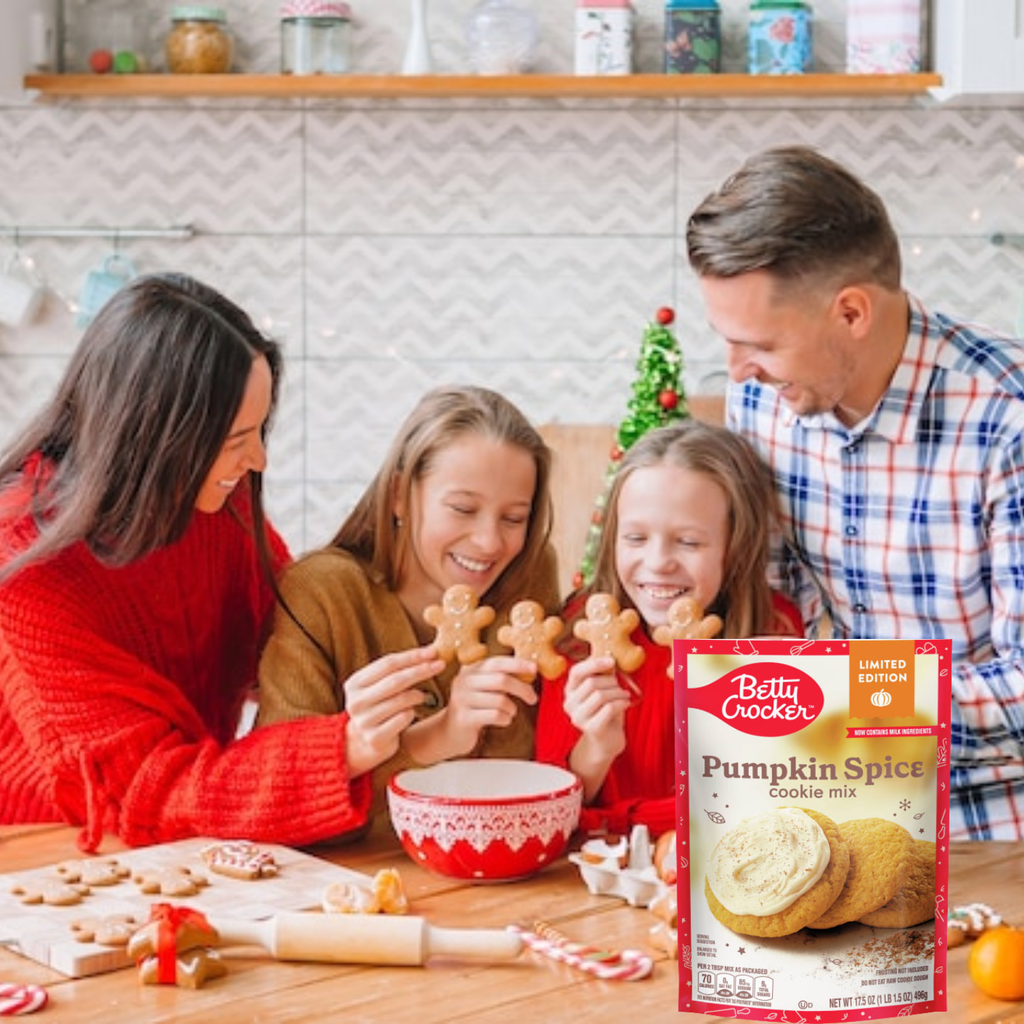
{"left": 674, "top": 639, "right": 951, "bottom": 1019}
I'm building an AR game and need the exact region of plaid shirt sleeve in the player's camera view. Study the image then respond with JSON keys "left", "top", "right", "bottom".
{"left": 727, "top": 300, "right": 1024, "bottom": 839}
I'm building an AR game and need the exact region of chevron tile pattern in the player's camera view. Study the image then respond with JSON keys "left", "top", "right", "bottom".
{"left": 2, "top": 1, "right": 1024, "bottom": 553}
{"left": 305, "top": 107, "right": 676, "bottom": 235}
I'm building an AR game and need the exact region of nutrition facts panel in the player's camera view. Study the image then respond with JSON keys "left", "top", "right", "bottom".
{"left": 697, "top": 970, "right": 775, "bottom": 1002}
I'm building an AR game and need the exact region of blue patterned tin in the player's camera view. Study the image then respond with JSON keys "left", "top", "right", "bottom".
{"left": 748, "top": 0, "right": 811, "bottom": 75}
{"left": 664, "top": 0, "right": 721, "bottom": 75}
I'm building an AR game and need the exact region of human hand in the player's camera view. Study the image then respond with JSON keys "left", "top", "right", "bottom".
{"left": 564, "top": 656, "right": 630, "bottom": 769}
{"left": 343, "top": 646, "right": 445, "bottom": 777}
{"left": 402, "top": 654, "right": 538, "bottom": 763}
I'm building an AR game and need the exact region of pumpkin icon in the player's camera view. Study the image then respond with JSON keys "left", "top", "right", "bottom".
{"left": 871, "top": 689, "right": 892, "bottom": 707}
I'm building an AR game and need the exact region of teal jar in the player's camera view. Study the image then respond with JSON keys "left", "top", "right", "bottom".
{"left": 748, "top": 0, "right": 811, "bottom": 75}
{"left": 664, "top": 0, "right": 721, "bottom": 74}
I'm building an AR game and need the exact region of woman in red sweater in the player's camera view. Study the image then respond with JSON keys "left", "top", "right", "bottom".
{"left": 536, "top": 420, "right": 802, "bottom": 837}
{"left": 0, "top": 273, "right": 436, "bottom": 852}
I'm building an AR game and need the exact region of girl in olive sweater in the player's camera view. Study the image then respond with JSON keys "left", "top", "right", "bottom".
{"left": 256, "top": 385, "right": 561, "bottom": 820}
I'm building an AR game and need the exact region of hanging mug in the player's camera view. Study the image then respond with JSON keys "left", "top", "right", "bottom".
{"left": 0, "top": 252, "right": 46, "bottom": 329}
{"left": 77, "top": 254, "right": 137, "bottom": 329}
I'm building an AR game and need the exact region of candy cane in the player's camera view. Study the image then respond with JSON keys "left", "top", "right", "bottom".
{"left": 0, "top": 984, "right": 48, "bottom": 1016}
{"left": 510, "top": 923, "right": 653, "bottom": 981}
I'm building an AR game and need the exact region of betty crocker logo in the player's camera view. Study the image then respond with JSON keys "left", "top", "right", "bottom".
{"left": 688, "top": 661, "right": 824, "bottom": 737}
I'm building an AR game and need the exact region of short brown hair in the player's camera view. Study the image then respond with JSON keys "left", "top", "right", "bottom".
{"left": 686, "top": 146, "right": 901, "bottom": 291}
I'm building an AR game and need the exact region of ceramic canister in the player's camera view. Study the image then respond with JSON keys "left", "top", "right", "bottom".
{"left": 664, "top": 0, "right": 721, "bottom": 74}
{"left": 748, "top": 0, "right": 812, "bottom": 74}
{"left": 846, "top": 0, "right": 922, "bottom": 73}
{"left": 575, "top": 0, "right": 634, "bottom": 76}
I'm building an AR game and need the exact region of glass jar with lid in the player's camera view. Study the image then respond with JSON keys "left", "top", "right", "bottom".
{"left": 76, "top": 0, "right": 148, "bottom": 74}
{"left": 165, "top": 5, "right": 234, "bottom": 74}
{"left": 280, "top": 1, "right": 353, "bottom": 75}
{"left": 464, "top": 0, "right": 539, "bottom": 75}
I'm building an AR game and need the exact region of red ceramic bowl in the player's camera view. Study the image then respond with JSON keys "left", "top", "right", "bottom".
{"left": 387, "top": 759, "right": 583, "bottom": 881}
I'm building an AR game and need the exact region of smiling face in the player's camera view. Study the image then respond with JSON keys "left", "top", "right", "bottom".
{"left": 395, "top": 434, "right": 536, "bottom": 621}
{"left": 699, "top": 269, "right": 878, "bottom": 425}
{"left": 194, "top": 355, "right": 271, "bottom": 514}
{"left": 614, "top": 462, "right": 729, "bottom": 630}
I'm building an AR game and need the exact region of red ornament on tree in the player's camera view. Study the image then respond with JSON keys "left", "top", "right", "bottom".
{"left": 659, "top": 389, "right": 679, "bottom": 411}
{"left": 656, "top": 306, "right": 675, "bottom": 326}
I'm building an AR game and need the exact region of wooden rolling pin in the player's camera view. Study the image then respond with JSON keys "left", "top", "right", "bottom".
{"left": 206, "top": 912, "right": 523, "bottom": 966}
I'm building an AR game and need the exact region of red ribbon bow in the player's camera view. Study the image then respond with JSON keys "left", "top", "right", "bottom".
{"left": 145, "top": 903, "right": 215, "bottom": 984}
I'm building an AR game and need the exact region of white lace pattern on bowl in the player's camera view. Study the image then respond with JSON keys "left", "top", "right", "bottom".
{"left": 392, "top": 794, "right": 580, "bottom": 853}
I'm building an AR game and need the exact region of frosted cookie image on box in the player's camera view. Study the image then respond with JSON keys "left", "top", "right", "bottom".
{"left": 704, "top": 806, "right": 933, "bottom": 938}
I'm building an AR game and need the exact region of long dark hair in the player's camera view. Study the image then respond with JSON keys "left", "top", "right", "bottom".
{"left": 0, "top": 272, "right": 283, "bottom": 582}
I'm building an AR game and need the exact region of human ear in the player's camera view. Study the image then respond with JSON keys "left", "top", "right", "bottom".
{"left": 390, "top": 475, "right": 406, "bottom": 526}
{"left": 833, "top": 285, "right": 872, "bottom": 337}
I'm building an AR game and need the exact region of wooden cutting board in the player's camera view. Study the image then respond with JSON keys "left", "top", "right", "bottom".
{"left": 0, "top": 837, "right": 373, "bottom": 977}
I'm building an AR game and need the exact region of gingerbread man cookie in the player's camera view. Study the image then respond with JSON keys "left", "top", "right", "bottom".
{"left": 652, "top": 597, "right": 723, "bottom": 676}
{"left": 572, "top": 593, "right": 644, "bottom": 674}
{"left": 130, "top": 903, "right": 224, "bottom": 990}
{"left": 55, "top": 857, "right": 130, "bottom": 888}
{"left": 133, "top": 866, "right": 208, "bottom": 897}
{"left": 139, "top": 947, "right": 228, "bottom": 990}
{"left": 423, "top": 584, "right": 495, "bottom": 665}
{"left": 497, "top": 600, "right": 567, "bottom": 681}
{"left": 10, "top": 879, "right": 89, "bottom": 906}
{"left": 70, "top": 913, "right": 144, "bottom": 946}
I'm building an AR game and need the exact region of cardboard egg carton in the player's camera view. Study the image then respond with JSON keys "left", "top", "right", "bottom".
{"left": 569, "top": 825, "right": 668, "bottom": 908}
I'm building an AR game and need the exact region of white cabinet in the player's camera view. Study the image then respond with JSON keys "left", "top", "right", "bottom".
{"left": 0, "top": 0, "right": 59, "bottom": 98}
{"left": 931, "top": 0, "right": 1024, "bottom": 97}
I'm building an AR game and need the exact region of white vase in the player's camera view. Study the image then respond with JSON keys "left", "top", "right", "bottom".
{"left": 402, "top": 0, "right": 433, "bottom": 74}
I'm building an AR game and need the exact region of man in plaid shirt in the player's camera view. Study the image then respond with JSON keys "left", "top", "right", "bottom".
{"left": 686, "top": 145, "right": 1024, "bottom": 840}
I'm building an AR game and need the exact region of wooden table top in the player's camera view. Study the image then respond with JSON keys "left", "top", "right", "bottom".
{"left": 1, "top": 824, "right": 1022, "bottom": 1023}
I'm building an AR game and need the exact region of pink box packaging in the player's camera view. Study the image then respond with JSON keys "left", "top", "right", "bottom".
{"left": 846, "top": 0, "right": 923, "bottom": 73}
{"left": 674, "top": 638, "right": 950, "bottom": 1020}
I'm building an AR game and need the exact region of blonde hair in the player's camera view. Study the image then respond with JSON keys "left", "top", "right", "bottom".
{"left": 586, "top": 420, "right": 779, "bottom": 638}
{"left": 333, "top": 385, "right": 553, "bottom": 613}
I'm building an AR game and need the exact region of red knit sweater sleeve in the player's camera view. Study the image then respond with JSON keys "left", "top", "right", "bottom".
{"left": 0, "top": 493, "right": 371, "bottom": 851}
{"left": 534, "top": 669, "right": 578, "bottom": 770}
{"left": 1, "top": 589, "right": 373, "bottom": 850}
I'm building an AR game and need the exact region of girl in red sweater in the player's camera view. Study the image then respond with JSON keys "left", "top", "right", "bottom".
{"left": 0, "top": 273, "right": 439, "bottom": 851}
{"left": 535, "top": 419, "right": 802, "bottom": 837}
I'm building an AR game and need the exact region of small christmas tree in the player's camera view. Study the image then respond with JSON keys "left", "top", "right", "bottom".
{"left": 573, "top": 306, "right": 687, "bottom": 590}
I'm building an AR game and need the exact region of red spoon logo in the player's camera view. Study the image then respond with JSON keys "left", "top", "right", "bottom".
{"left": 686, "top": 661, "right": 824, "bottom": 737}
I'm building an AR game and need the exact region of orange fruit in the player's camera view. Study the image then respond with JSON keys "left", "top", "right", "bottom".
{"left": 968, "top": 925, "right": 1024, "bottom": 1001}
